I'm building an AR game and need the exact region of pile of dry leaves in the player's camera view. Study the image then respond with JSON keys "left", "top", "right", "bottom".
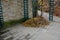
{"left": 22, "top": 16, "right": 49, "bottom": 28}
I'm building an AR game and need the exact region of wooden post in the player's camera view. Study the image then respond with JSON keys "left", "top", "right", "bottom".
{"left": 49, "top": 0, "right": 54, "bottom": 21}
{"left": 0, "top": 0, "right": 4, "bottom": 29}
{"left": 32, "top": 0, "right": 38, "bottom": 18}
{"left": 24, "top": 0, "right": 28, "bottom": 19}
{"left": 40, "top": 0, "right": 43, "bottom": 16}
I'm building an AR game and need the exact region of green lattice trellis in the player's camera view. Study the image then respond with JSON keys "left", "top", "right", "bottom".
{"left": 0, "top": 0, "right": 4, "bottom": 29}
{"left": 23, "top": 0, "right": 54, "bottom": 21}
{"left": 24, "top": 0, "right": 28, "bottom": 19}
{"left": 49, "top": 0, "right": 54, "bottom": 21}
{"left": 32, "top": 0, "right": 38, "bottom": 18}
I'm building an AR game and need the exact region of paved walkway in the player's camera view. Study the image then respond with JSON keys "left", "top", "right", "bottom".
{"left": 7, "top": 22, "right": 60, "bottom": 40}
{"left": 2, "top": 11, "right": 60, "bottom": 40}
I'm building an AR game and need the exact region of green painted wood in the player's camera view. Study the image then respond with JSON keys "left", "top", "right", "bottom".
{"left": 49, "top": 0, "right": 54, "bottom": 21}
{"left": 0, "top": 0, "right": 4, "bottom": 29}
{"left": 40, "top": 0, "right": 43, "bottom": 16}
{"left": 24, "top": 0, "right": 28, "bottom": 19}
{"left": 32, "top": 0, "right": 38, "bottom": 18}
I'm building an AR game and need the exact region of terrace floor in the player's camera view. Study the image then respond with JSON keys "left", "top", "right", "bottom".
{"left": 2, "top": 11, "right": 60, "bottom": 40}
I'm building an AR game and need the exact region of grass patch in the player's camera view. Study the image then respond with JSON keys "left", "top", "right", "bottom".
{"left": 3, "top": 18, "right": 29, "bottom": 29}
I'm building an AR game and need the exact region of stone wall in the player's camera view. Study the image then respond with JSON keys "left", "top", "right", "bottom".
{"left": 28, "top": 0, "right": 33, "bottom": 18}
{"left": 2, "top": 0, "right": 24, "bottom": 21}
{"left": 2, "top": 0, "right": 32, "bottom": 21}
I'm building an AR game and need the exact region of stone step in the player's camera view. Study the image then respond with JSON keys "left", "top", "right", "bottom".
{"left": 13, "top": 33, "right": 31, "bottom": 40}
{"left": 4, "top": 35, "right": 13, "bottom": 40}
{"left": 0, "top": 29, "right": 14, "bottom": 40}
{"left": 0, "top": 28, "right": 10, "bottom": 35}
{"left": 0, "top": 33, "right": 13, "bottom": 40}
{"left": 0, "top": 32, "right": 12, "bottom": 38}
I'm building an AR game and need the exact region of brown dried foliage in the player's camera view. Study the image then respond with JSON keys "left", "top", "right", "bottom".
{"left": 22, "top": 16, "right": 49, "bottom": 28}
